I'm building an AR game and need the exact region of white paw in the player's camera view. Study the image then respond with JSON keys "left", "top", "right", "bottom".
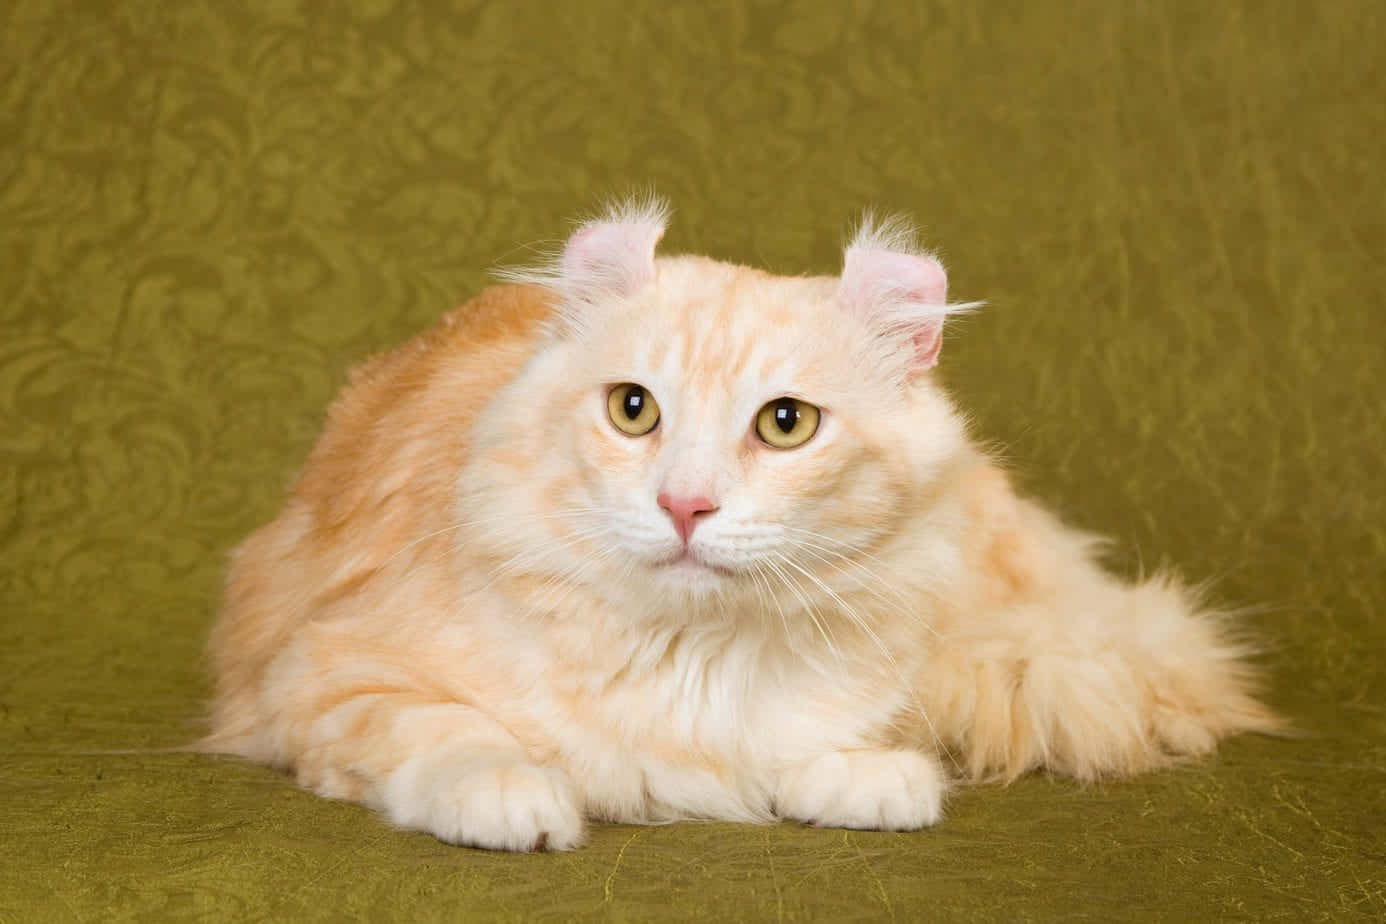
{"left": 386, "top": 759, "right": 585, "bottom": 852}
{"left": 775, "top": 749, "right": 946, "bottom": 831}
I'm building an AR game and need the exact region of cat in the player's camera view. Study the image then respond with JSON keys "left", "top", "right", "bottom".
{"left": 204, "top": 198, "right": 1279, "bottom": 852}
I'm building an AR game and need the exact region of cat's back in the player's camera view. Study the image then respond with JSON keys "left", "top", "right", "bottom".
{"left": 208, "top": 284, "right": 554, "bottom": 746}
{"left": 294, "top": 283, "right": 555, "bottom": 522}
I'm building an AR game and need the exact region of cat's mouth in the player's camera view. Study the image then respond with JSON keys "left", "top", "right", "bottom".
{"left": 659, "top": 548, "right": 736, "bottom": 579}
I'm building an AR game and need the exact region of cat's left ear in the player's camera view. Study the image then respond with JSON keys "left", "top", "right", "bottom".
{"left": 837, "top": 217, "right": 969, "bottom": 373}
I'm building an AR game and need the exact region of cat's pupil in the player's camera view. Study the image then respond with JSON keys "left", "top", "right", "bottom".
{"left": 623, "top": 387, "right": 645, "bottom": 420}
{"left": 773, "top": 399, "right": 798, "bottom": 433}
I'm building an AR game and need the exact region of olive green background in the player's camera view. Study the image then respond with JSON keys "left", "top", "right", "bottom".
{"left": 2, "top": 1, "right": 1383, "bottom": 920}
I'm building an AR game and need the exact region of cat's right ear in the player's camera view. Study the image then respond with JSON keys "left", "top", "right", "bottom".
{"left": 498, "top": 197, "right": 669, "bottom": 336}
{"left": 559, "top": 202, "right": 667, "bottom": 297}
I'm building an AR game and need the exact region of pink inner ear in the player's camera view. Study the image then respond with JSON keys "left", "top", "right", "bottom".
{"left": 559, "top": 221, "right": 661, "bottom": 294}
{"left": 839, "top": 247, "right": 949, "bottom": 370}
{"left": 912, "top": 319, "right": 944, "bottom": 369}
{"left": 843, "top": 249, "right": 947, "bottom": 307}
{"left": 559, "top": 226, "right": 601, "bottom": 276}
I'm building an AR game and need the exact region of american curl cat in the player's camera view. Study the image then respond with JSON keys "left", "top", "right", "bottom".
{"left": 205, "top": 199, "right": 1278, "bottom": 851}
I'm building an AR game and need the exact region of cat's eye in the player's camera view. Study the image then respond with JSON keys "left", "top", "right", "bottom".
{"left": 755, "top": 398, "right": 821, "bottom": 449}
{"left": 607, "top": 383, "right": 661, "bottom": 436}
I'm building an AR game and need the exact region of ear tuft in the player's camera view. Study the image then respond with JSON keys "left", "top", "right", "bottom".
{"left": 837, "top": 213, "right": 978, "bottom": 373}
{"left": 496, "top": 194, "right": 670, "bottom": 336}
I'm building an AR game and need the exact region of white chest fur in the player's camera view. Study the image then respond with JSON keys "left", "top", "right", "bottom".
{"left": 476, "top": 613, "right": 915, "bottom": 824}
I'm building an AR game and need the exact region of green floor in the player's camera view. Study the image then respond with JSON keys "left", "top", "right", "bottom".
{"left": 3, "top": 1, "right": 1383, "bottom": 920}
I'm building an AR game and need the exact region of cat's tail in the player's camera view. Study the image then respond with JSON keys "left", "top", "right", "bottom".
{"left": 921, "top": 565, "right": 1287, "bottom": 785}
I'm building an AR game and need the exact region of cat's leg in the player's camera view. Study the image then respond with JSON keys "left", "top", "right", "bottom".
{"left": 262, "top": 645, "right": 583, "bottom": 851}
{"left": 371, "top": 700, "right": 582, "bottom": 852}
{"left": 773, "top": 749, "right": 946, "bottom": 830}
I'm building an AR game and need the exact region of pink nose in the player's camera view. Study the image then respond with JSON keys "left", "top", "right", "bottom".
{"left": 657, "top": 493, "right": 719, "bottom": 544}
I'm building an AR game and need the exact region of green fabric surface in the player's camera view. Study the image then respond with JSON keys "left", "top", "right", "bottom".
{"left": 2, "top": 0, "right": 1383, "bottom": 920}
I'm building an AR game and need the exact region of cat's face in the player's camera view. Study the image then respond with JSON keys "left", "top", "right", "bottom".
{"left": 465, "top": 205, "right": 968, "bottom": 617}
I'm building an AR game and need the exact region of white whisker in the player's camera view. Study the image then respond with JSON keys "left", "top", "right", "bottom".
{"left": 772, "top": 550, "right": 954, "bottom": 770}
{"left": 380, "top": 507, "right": 602, "bottom": 571}
{"left": 784, "top": 539, "right": 944, "bottom": 644}
{"left": 765, "top": 553, "right": 843, "bottom": 665}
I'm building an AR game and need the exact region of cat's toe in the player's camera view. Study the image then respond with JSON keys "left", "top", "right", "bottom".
{"left": 775, "top": 749, "right": 945, "bottom": 831}
{"left": 400, "top": 762, "right": 585, "bottom": 852}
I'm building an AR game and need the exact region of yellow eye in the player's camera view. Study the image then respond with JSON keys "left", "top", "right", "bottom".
{"left": 607, "top": 383, "right": 661, "bottom": 436}
{"left": 755, "top": 398, "right": 821, "bottom": 449}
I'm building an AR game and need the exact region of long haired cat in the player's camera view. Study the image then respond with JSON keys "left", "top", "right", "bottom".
{"left": 205, "top": 199, "right": 1278, "bottom": 851}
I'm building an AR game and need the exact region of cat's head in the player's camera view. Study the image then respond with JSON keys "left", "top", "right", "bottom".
{"left": 465, "top": 199, "right": 975, "bottom": 620}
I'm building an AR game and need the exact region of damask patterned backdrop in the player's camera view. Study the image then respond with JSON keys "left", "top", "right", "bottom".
{"left": 2, "top": 1, "right": 1383, "bottom": 919}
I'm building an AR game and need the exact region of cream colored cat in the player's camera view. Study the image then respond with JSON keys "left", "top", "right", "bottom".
{"left": 205, "top": 199, "right": 1278, "bottom": 851}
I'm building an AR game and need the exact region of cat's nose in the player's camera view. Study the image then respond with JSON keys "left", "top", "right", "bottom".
{"left": 657, "top": 493, "right": 719, "bottom": 544}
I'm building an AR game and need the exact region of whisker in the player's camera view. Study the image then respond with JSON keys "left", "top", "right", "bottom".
{"left": 773, "top": 551, "right": 957, "bottom": 773}
{"left": 473, "top": 524, "right": 618, "bottom": 596}
{"left": 780, "top": 525, "right": 937, "bottom": 586}
{"left": 785, "top": 539, "right": 943, "bottom": 643}
{"left": 511, "top": 541, "right": 623, "bottom": 622}
{"left": 766, "top": 553, "right": 843, "bottom": 665}
{"left": 380, "top": 507, "right": 602, "bottom": 571}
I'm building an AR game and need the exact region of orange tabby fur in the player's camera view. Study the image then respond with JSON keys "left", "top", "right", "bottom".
{"left": 206, "top": 202, "right": 1278, "bottom": 851}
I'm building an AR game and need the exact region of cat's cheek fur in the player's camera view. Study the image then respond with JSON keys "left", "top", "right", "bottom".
{"left": 775, "top": 750, "right": 947, "bottom": 831}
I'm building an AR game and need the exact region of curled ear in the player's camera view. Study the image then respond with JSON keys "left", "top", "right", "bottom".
{"left": 497, "top": 196, "right": 669, "bottom": 336}
{"left": 837, "top": 215, "right": 976, "bottom": 373}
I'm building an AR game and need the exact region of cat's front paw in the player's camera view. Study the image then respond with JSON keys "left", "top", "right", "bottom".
{"left": 774, "top": 749, "right": 946, "bottom": 831}
{"left": 387, "top": 760, "right": 585, "bottom": 852}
